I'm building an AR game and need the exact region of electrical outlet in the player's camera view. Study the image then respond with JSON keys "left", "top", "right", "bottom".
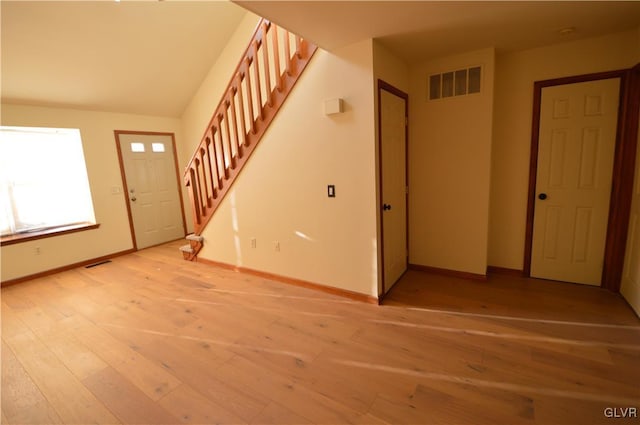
{"left": 274, "top": 241, "right": 280, "bottom": 252}
{"left": 250, "top": 238, "right": 257, "bottom": 248}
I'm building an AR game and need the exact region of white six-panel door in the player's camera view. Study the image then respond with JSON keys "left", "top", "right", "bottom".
{"left": 118, "top": 133, "right": 185, "bottom": 249}
{"left": 531, "top": 78, "right": 620, "bottom": 285}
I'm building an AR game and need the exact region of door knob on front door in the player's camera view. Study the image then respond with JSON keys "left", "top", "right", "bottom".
{"left": 383, "top": 203, "right": 392, "bottom": 211}
{"left": 538, "top": 193, "right": 548, "bottom": 200}
{"left": 131, "top": 196, "right": 137, "bottom": 202}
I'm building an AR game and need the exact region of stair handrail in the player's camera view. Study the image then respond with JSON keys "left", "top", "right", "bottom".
{"left": 184, "top": 18, "right": 267, "bottom": 176}
{"left": 183, "top": 17, "right": 317, "bottom": 238}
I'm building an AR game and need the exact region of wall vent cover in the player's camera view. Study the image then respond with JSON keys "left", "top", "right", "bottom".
{"left": 428, "top": 66, "right": 481, "bottom": 100}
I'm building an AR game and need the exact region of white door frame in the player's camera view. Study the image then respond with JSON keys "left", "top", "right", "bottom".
{"left": 114, "top": 130, "right": 187, "bottom": 250}
{"left": 378, "top": 80, "right": 409, "bottom": 297}
{"left": 524, "top": 68, "right": 639, "bottom": 291}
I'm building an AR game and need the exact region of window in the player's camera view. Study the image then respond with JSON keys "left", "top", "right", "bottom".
{"left": 0, "top": 126, "right": 96, "bottom": 237}
{"left": 130, "top": 142, "right": 145, "bottom": 152}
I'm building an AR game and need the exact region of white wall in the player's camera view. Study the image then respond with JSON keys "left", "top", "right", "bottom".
{"left": 180, "top": 12, "right": 259, "bottom": 232}
{"left": 1, "top": 104, "right": 182, "bottom": 281}
{"left": 197, "top": 40, "right": 378, "bottom": 297}
{"left": 621, "top": 105, "right": 640, "bottom": 316}
{"left": 373, "top": 41, "right": 410, "bottom": 94}
{"left": 408, "top": 48, "right": 495, "bottom": 275}
{"left": 637, "top": 26, "right": 640, "bottom": 61}
{"left": 621, "top": 31, "right": 640, "bottom": 314}
{"left": 620, "top": 35, "right": 640, "bottom": 316}
{"left": 489, "top": 30, "right": 639, "bottom": 270}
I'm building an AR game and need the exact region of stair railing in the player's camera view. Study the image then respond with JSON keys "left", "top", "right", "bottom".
{"left": 184, "top": 19, "right": 317, "bottom": 237}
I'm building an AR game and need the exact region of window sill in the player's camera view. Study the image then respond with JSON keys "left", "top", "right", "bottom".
{"left": 0, "top": 223, "right": 100, "bottom": 246}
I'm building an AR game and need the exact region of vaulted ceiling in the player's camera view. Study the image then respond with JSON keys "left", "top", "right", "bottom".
{"left": 2, "top": 1, "right": 639, "bottom": 118}
{"left": 1, "top": 1, "right": 247, "bottom": 117}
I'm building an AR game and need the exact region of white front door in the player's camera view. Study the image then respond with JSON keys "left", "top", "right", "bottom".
{"left": 531, "top": 78, "right": 620, "bottom": 285}
{"left": 380, "top": 86, "right": 408, "bottom": 294}
{"left": 117, "top": 132, "right": 185, "bottom": 249}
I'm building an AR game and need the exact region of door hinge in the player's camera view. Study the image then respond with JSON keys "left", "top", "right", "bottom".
{"left": 405, "top": 116, "right": 408, "bottom": 126}
{"left": 406, "top": 186, "right": 409, "bottom": 194}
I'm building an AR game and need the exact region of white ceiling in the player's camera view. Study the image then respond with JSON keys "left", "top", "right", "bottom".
{"left": 236, "top": 1, "right": 640, "bottom": 63}
{"left": 2, "top": 1, "right": 639, "bottom": 118}
{"left": 1, "top": 1, "right": 247, "bottom": 117}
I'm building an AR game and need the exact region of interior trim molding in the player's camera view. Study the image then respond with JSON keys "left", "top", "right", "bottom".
{"left": 196, "top": 257, "right": 379, "bottom": 304}
{"left": 408, "top": 263, "right": 487, "bottom": 281}
{"left": 1, "top": 248, "right": 135, "bottom": 287}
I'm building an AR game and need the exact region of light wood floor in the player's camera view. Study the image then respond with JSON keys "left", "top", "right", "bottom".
{"left": 2, "top": 240, "right": 639, "bottom": 425}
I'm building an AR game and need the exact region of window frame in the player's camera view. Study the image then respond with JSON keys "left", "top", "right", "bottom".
{"left": 0, "top": 126, "right": 98, "bottom": 243}
{"left": 0, "top": 222, "right": 99, "bottom": 246}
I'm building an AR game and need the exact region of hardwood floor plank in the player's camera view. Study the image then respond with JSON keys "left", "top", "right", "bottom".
{"left": 157, "top": 383, "right": 246, "bottom": 424}
{"left": 305, "top": 351, "right": 418, "bottom": 407}
{"left": 532, "top": 395, "right": 637, "bottom": 425}
{"left": 82, "top": 366, "right": 180, "bottom": 424}
{"left": 39, "top": 332, "right": 109, "bottom": 381}
{"left": 2, "top": 240, "right": 638, "bottom": 425}
{"left": 1, "top": 302, "right": 32, "bottom": 339}
{"left": 250, "top": 401, "right": 312, "bottom": 424}
{"left": 388, "top": 270, "right": 639, "bottom": 324}
{"left": 370, "top": 381, "right": 537, "bottom": 425}
{"left": 1, "top": 341, "right": 63, "bottom": 425}
{"left": 133, "top": 338, "right": 268, "bottom": 422}
{"left": 77, "top": 321, "right": 183, "bottom": 401}
{"left": 3, "top": 331, "right": 119, "bottom": 424}
{"left": 14, "top": 305, "right": 68, "bottom": 337}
